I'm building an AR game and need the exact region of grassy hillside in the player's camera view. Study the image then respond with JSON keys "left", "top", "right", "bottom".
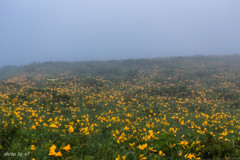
{"left": 0, "top": 55, "right": 240, "bottom": 159}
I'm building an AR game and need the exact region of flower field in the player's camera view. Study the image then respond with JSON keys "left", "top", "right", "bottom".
{"left": 0, "top": 55, "right": 240, "bottom": 159}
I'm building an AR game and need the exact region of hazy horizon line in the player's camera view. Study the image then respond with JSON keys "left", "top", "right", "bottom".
{"left": 1, "top": 53, "right": 239, "bottom": 68}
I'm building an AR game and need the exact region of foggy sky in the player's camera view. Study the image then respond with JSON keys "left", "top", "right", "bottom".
{"left": 1, "top": 0, "right": 240, "bottom": 67}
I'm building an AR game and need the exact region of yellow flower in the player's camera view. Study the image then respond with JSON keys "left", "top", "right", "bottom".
{"left": 170, "top": 142, "right": 176, "bottom": 148}
{"left": 50, "top": 144, "right": 56, "bottom": 150}
{"left": 219, "top": 130, "right": 228, "bottom": 136}
{"left": 158, "top": 150, "right": 165, "bottom": 156}
{"left": 195, "top": 141, "right": 200, "bottom": 145}
{"left": 124, "top": 126, "right": 129, "bottom": 131}
{"left": 178, "top": 150, "right": 183, "bottom": 157}
{"left": 139, "top": 154, "right": 147, "bottom": 160}
{"left": 31, "top": 145, "right": 36, "bottom": 151}
{"left": 49, "top": 124, "right": 58, "bottom": 128}
{"left": 69, "top": 126, "right": 74, "bottom": 133}
{"left": 179, "top": 140, "right": 189, "bottom": 147}
{"left": 49, "top": 150, "right": 56, "bottom": 156}
{"left": 31, "top": 125, "right": 36, "bottom": 129}
{"left": 62, "top": 144, "right": 71, "bottom": 152}
{"left": 54, "top": 151, "right": 63, "bottom": 157}
{"left": 49, "top": 145, "right": 57, "bottom": 156}
{"left": 169, "top": 127, "right": 177, "bottom": 133}
{"left": 138, "top": 143, "right": 148, "bottom": 150}
{"left": 185, "top": 153, "right": 195, "bottom": 159}
{"left": 117, "top": 133, "right": 127, "bottom": 143}
{"left": 149, "top": 147, "right": 157, "bottom": 152}
{"left": 129, "top": 142, "right": 135, "bottom": 149}
{"left": 225, "top": 138, "right": 230, "bottom": 142}
{"left": 115, "top": 154, "right": 120, "bottom": 160}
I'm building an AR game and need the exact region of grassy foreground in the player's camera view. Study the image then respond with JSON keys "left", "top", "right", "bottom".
{"left": 0, "top": 55, "right": 240, "bottom": 159}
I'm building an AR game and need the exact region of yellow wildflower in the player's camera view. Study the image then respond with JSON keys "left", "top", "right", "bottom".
{"left": 49, "top": 123, "right": 58, "bottom": 128}
{"left": 178, "top": 150, "right": 183, "bottom": 157}
{"left": 54, "top": 151, "right": 63, "bottom": 157}
{"left": 170, "top": 142, "right": 176, "bottom": 148}
{"left": 139, "top": 154, "right": 147, "bottom": 160}
{"left": 69, "top": 126, "right": 74, "bottom": 133}
{"left": 185, "top": 153, "right": 195, "bottom": 159}
{"left": 62, "top": 144, "right": 71, "bottom": 152}
{"left": 31, "top": 125, "right": 36, "bottom": 129}
{"left": 31, "top": 145, "right": 36, "bottom": 151}
{"left": 129, "top": 142, "right": 135, "bottom": 149}
{"left": 179, "top": 140, "right": 188, "bottom": 147}
{"left": 219, "top": 130, "right": 228, "bottom": 136}
{"left": 149, "top": 147, "right": 157, "bottom": 152}
{"left": 138, "top": 143, "right": 148, "bottom": 150}
{"left": 115, "top": 154, "right": 120, "bottom": 160}
{"left": 49, "top": 145, "right": 57, "bottom": 156}
{"left": 158, "top": 150, "right": 165, "bottom": 156}
{"left": 124, "top": 126, "right": 129, "bottom": 131}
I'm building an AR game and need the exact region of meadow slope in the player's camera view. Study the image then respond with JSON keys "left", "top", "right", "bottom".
{"left": 0, "top": 55, "right": 240, "bottom": 159}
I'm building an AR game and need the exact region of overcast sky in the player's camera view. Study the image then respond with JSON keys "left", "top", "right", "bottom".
{"left": 1, "top": 0, "right": 240, "bottom": 67}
